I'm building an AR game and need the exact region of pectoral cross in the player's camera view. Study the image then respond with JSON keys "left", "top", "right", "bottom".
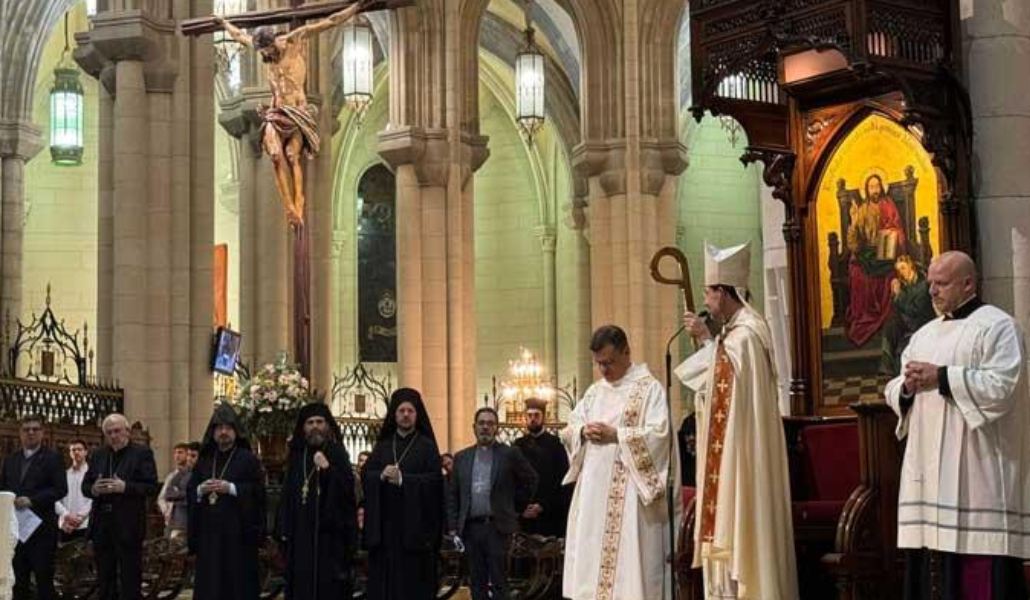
{"left": 181, "top": 0, "right": 412, "bottom": 379}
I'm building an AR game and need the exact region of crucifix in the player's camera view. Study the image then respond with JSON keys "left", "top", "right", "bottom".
{"left": 182, "top": 0, "right": 410, "bottom": 379}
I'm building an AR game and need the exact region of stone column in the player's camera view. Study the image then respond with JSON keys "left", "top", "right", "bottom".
{"left": 378, "top": 127, "right": 450, "bottom": 440}
{"left": 536, "top": 226, "right": 558, "bottom": 375}
{"left": 74, "top": 4, "right": 215, "bottom": 465}
{"left": 308, "top": 36, "right": 336, "bottom": 393}
{"left": 574, "top": 142, "right": 685, "bottom": 376}
{"left": 963, "top": 2, "right": 1030, "bottom": 320}
{"left": 0, "top": 120, "right": 43, "bottom": 344}
{"left": 378, "top": 127, "right": 488, "bottom": 448}
{"left": 219, "top": 92, "right": 289, "bottom": 368}
{"left": 96, "top": 75, "right": 115, "bottom": 378}
{"left": 110, "top": 58, "right": 150, "bottom": 431}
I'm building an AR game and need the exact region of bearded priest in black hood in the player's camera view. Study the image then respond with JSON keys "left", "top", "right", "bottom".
{"left": 187, "top": 404, "right": 266, "bottom": 600}
{"left": 362, "top": 388, "right": 443, "bottom": 600}
{"left": 276, "top": 402, "right": 358, "bottom": 600}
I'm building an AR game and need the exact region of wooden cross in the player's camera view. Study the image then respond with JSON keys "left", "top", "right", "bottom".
{"left": 180, "top": 0, "right": 412, "bottom": 37}
{"left": 182, "top": 0, "right": 411, "bottom": 381}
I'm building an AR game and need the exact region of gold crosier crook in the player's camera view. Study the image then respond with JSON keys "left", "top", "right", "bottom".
{"left": 650, "top": 245, "right": 696, "bottom": 313}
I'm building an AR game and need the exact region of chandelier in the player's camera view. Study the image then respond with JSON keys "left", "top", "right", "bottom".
{"left": 514, "top": 2, "right": 545, "bottom": 142}
{"left": 49, "top": 14, "right": 84, "bottom": 166}
{"left": 341, "top": 16, "right": 374, "bottom": 114}
{"left": 499, "top": 348, "right": 555, "bottom": 423}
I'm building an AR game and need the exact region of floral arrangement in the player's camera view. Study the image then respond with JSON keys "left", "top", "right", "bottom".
{"left": 233, "top": 354, "right": 310, "bottom": 436}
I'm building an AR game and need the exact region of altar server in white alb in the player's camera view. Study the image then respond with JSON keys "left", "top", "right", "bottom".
{"left": 885, "top": 251, "right": 1030, "bottom": 600}
{"left": 675, "top": 241, "right": 798, "bottom": 600}
{"left": 561, "top": 325, "right": 680, "bottom": 600}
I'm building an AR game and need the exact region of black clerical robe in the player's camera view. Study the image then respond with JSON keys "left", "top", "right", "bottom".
{"left": 514, "top": 431, "right": 570, "bottom": 537}
{"left": 277, "top": 442, "right": 357, "bottom": 600}
{"left": 81, "top": 443, "right": 159, "bottom": 600}
{"left": 362, "top": 432, "right": 443, "bottom": 600}
{"left": 187, "top": 445, "right": 265, "bottom": 600}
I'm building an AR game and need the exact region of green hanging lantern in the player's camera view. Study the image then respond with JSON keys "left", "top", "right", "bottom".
{"left": 49, "top": 15, "right": 84, "bottom": 166}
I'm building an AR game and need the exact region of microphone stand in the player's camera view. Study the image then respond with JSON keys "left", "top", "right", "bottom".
{"left": 664, "top": 324, "right": 687, "bottom": 600}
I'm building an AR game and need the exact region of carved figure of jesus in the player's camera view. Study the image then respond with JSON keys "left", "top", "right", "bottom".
{"left": 215, "top": 1, "right": 369, "bottom": 226}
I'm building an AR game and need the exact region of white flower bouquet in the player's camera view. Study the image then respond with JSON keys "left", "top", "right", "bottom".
{"left": 234, "top": 354, "right": 310, "bottom": 436}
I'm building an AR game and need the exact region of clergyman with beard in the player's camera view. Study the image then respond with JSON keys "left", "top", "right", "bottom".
{"left": 362, "top": 388, "right": 443, "bottom": 600}
{"left": 187, "top": 404, "right": 265, "bottom": 600}
{"left": 276, "top": 403, "right": 358, "bottom": 600}
{"left": 514, "top": 398, "right": 570, "bottom": 538}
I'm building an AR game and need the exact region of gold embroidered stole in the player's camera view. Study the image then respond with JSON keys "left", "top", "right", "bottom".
{"left": 701, "top": 341, "right": 734, "bottom": 543}
{"left": 594, "top": 378, "right": 650, "bottom": 600}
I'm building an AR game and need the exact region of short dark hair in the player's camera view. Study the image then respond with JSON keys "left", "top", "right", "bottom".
{"left": 474, "top": 407, "right": 499, "bottom": 423}
{"left": 707, "top": 284, "right": 751, "bottom": 303}
{"left": 253, "top": 27, "right": 277, "bottom": 50}
{"left": 589, "top": 325, "right": 629, "bottom": 353}
{"left": 358, "top": 451, "right": 371, "bottom": 459}
{"left": 188, "top": 442, "right": 201, "bottom": 452}
{"left": 441, "top": 452, "right": 453, "bottom": 459}
{"left": 174, "top": 442, "right": 190, "bottom": 451}
{"left": 21, "top": 414, "right": 44, "bottom": 427}
{"left": 69, "top": 439, "right": 88, "bottom": 450}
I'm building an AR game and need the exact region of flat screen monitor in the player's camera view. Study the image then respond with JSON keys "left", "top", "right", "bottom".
{"left": 212, "top": 327, "right": 242, "bottom": 376}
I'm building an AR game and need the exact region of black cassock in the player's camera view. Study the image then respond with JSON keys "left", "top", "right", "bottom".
{"left": 514, "top": 431, "right": 570, "bottom": 537}
{"left": 187, "top": 445, "right": 265, "bottom": 600}
{"left": 362, "top": 432, "right": 443, "bottom": 600}
{"left": 277, "top": 442, "right": 357, "bottom": 600}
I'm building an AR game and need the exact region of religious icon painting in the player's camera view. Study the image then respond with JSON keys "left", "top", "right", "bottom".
{"left": 813, "top": 113, "right": 941, "bottom": 407}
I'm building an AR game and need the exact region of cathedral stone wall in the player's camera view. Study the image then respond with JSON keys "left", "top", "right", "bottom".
{"left": 23, "top": 5, "right": 98, "bottom": 337}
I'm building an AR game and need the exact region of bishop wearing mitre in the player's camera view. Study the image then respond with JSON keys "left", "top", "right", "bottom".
{"left": 675, "top": 241, "right": 799, "bottom": 600}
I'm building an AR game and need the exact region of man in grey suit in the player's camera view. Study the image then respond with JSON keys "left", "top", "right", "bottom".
{"left": 448, "top": 407, "right": 538, "bottom": 600}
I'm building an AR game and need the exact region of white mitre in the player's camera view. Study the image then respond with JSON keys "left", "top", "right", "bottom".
{"left": 704, "top": 240, "right": 751, "bottom": 289}
{"left": 0, "top": 492, "right": 16, "bottom": 600}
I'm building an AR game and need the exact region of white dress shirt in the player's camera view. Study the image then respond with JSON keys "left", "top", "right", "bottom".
{"left": 56, "top": 463, "right": 91, "bottom": 530}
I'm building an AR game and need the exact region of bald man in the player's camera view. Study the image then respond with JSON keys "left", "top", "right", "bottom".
{"left": 885, "top": 251, "right": 1030, "bottom": 600}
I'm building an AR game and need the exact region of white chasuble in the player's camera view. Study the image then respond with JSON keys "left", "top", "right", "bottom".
{"left": 885, "top": 304, "right": 1030, "bottom": 558}
{"left": 561, "top": 363, "right": 681, "bottom": 600}
{"left": 675, "top": 307, "right": 798, "bottom": 600}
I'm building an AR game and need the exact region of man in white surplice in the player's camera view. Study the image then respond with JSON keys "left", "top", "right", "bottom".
{"left": 561, "top": 325, "right": 680, "bottom": 600}
{"left": 675, "top": 241, "right": 798, "bottom": 600}
{"left": 885, "top": 251, "right": 1030, "bottom": 599}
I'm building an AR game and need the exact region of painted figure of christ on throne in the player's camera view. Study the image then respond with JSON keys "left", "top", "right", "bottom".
{"left": 844, "top": 174, "right": 907, "bottom": 346}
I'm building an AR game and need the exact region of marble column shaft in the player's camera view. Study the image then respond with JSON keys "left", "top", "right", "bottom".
{"left": 964, "top": 2, "right": 1030, "bottom": 325}
{"left": 0, "top": 121, "right": 43, "bottom": 346}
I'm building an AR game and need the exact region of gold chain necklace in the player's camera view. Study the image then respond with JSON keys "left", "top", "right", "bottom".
{"left": 208, "top": 446, "right": 237, "bottom": 505}
{"left": 301, "top": 447, "right": 319, "bottom": 504}
{"left": 392, "top": 431, "right": 417, "bottom": 468}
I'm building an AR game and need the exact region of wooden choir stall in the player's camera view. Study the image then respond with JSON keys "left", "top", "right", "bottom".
{"left": 677, "top": 0, "right": 973, "bottom": 599}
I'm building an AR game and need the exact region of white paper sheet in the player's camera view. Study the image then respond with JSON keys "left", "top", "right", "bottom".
{"left": 15, "top": 507, "right": 40, "bottom": 543}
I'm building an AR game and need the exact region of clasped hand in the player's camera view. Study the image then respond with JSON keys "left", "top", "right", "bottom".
{"left": 381, "top": 465, "right": 402, "bottom": 486}
{"left": 92, "top": 477, "right": 126, "bottom": 495}
{"left": 198, "top": 479, "right": 232, "bottom": 495}
{"left": 903, "top": 361, "right": 940, "bottom": 395}
{"left": 582, "top": 422, "right": 617, "bottom": 444}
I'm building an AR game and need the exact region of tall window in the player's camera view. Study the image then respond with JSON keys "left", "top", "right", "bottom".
{"left": 357, "top": 164, "right": 397, "bottom": 362}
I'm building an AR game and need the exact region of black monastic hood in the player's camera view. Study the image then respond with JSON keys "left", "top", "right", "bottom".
{"left": 201, "top": 403, "right": 252, "bottom": 455}
{"left": 377, "top": 387, "right": 437, "bottom": 444}
{"left": 289, "top": 402, "right": 343, "bottom": 451}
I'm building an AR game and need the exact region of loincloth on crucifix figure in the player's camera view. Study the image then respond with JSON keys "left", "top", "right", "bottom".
{"left": 215, "top": 0, "right": 370, "bottom": 227}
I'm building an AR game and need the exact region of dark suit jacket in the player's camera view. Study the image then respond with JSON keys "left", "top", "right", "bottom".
{"left": 82, "top": 443, "right": 159, "bottom": 543}
{"left": 0, "top": 446, "right": 68, "bottom": 527}
{"left": 448, "top": 442, "right": 538, "bottom": 536}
